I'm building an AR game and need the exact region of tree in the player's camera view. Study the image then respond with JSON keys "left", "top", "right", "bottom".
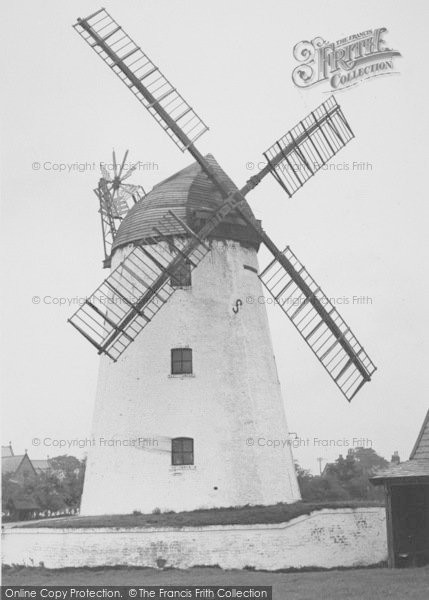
{"left": 323, "top": 448, "right": 387, "bottom": 501}
{"left": 30, "top": 472, "right": 67, "bottom": 513}
{"left": 48, "top": 455, "right": 86, "bottom": 509}
{"left": 353, "top": 447, "right": 389, "bottom": 474}
{"left": 295, "top": 461, "right": 350, "bottom": 502}
{"left": 20, "top": 455, "right": 86, "bottom": 514}
{"left": 2, "top": 473, "right": 18, "bottom": 512}
{"left": 295, "top": 447, "right": 388, "bottom": 502}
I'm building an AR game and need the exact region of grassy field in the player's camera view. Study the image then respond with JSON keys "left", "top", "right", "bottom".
{"left": 2, "top": 565, "right": 429, "bottom": 599}
{"left": 16, "top": 501, "right": 383, "bottom": 529}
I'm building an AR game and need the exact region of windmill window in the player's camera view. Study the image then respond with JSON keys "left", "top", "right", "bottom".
{"left": 171, "top": 348, "right": 193, "bottom": 375}
{"left": 172, "top": 437, "right": 194, "bottom": 465}
{"left": 170, "top": 262, "right": 191, "bottom": 288}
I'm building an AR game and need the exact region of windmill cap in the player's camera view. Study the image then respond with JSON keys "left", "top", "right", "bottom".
{"left": 112, "top": 155, "right": 260, "bottom": 253}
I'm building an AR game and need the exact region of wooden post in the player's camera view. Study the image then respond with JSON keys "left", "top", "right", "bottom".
{"left": 385, "top": 482, "right": 396, "bottom": 568}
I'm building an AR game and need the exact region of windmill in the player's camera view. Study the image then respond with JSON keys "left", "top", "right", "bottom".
{"left": 95, "top": 150, "right": 145, "bottom": 267}
{"left": 70, "top": 9, "right": 376, "bottom": 515}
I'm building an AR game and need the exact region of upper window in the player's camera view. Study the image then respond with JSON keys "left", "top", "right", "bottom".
{"left": 172, "top": 437, "right": 194, "bottom": 465}
{"left": 170, "top": 262, "right": 191, "bottom": 288}
{"left": 171, "top": 348, "right": 192, "bottom": 375}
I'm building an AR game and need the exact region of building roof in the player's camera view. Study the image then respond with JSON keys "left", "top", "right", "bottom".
{"left": 370, "top": 459, "right": 429, "bottom": 483}
{"left": 2, "top": 455, "right": 26, "bottom": 475}
{"left": 112, "top": 155, "right": 260, "bottom": 252}
{"left": 32, "top": 459, "right": 50, "bottom": 472}
{"left": 410, "top": 408, "right": 429, "bottom": 460}
{"left": 1, "top": 444, "right": 13, "bottom": 457}
{"left": 371, "top": 408, "right": 429, "bottom": 484}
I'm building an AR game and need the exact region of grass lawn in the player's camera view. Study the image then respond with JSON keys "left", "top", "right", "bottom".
{"left": 15, "top": 501, "right": 383, "bottom": 529}
{"left": 2, "top": 565, "right": 429, "bottom": 599}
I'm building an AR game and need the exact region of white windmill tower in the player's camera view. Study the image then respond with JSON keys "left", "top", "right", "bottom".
{"left": 70, "top": 9, "right": 376, "bottom": 515}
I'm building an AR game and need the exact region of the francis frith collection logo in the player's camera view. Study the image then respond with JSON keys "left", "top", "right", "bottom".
{"left": 292, "top": 28, "right": 401, "bottom": 91}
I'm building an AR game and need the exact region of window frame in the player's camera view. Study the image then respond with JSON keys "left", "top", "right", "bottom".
{"left": 170, "top": 261, "right": 192, "bottom": 288}
{"left": 171, "top": 437, "right": 194, "bottom": 466}
{"left": 171, "top": 347, "right": 193, "bottom": 375}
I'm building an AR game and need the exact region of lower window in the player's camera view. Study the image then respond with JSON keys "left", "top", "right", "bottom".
{"left": 171, "top": 437, "right": 194, "bottom": 465}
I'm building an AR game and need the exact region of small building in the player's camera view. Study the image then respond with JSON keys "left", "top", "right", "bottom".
{"left": 2, "top": 451, "right": 37, "bottom": 484}
{"left": 371, "top": 409, "right": 429, "bottom": 568}
{"left": 7, "top": 496, "right": 40, "bottom": 521}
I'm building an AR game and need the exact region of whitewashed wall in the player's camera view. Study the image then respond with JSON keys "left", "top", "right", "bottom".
{"left": 81, "top": 240, "right": 300, "bottom": 515}
{"left": 2, "top": 508, "right": 387, "bottom": 570}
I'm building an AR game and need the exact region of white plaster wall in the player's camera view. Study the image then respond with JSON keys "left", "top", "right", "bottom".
{"left": 80, "top": 239, "right": 300, "bottom": 515}
{"left": 2, "top": 508, "right": 387, "bottom": 570}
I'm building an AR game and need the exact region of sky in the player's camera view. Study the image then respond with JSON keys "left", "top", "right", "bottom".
{"left": 1, "top": 0, "right": 428, "bottom": 473}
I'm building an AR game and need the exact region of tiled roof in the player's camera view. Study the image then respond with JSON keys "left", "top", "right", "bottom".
{"left": 112, "top": 154, "right": 258, "bottom": 252}
{"left": 370, "top": 459, "right": 429, "bottom": 482}
{"left": 32, "top": 459, "right": 50, "bottom": 472}
{"left": 2, "top": 455, "right": 25, "bottom": 474}
{"left": 410, "top": 409, "right": 429, "bottom": 460}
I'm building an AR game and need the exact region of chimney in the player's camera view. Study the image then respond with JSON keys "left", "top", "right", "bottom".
{"left": 391, "top": 451, "right": 400, "bottom": 465}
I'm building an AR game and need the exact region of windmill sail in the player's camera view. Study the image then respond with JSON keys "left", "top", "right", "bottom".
{"left": 72, "top": 10, "right": 375, "bottom": 400}
{"left": 259, "top": 246, "right": 376, "bottom": 401}
{"left": 73, "top": 9, "right": 209, "bottom": 152}
{"left": 68, "top": 211, "right": 210, "bottom": 361}
{"left": 263, "top": 96, "right": 354, "bottom": 197}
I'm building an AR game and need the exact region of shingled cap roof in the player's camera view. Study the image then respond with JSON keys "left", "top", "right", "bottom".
{"left": 112, "top": 155, "right": 260, "bottom": 252}
{"left": 371, "top": 409, "right": 429, "bottom": 484}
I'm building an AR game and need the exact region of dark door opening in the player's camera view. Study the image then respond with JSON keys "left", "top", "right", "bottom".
{"left": 390, "top": 484, "right": 429, "bottom": 567}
